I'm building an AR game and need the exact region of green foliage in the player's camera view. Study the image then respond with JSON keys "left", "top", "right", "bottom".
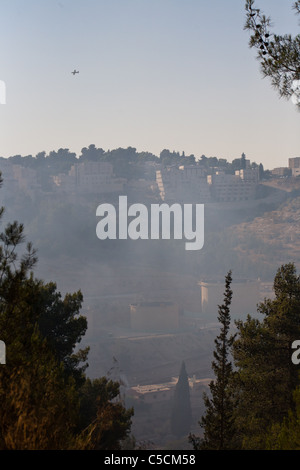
{"left": 75, "top": 377, "right": 133, "bottom": 450}
{"left": 0, "top": 192, "right": 80, "bottom": 448}
{"left": 232, "top": 262, "right": 300, "bottom": 448}
{"left": 190, "top": 271, "right": 237, "bottom": 450}
{"left": 79, "top": 144, "right": 105, "bottom": 162}
{"left": 0, "top": 330, "right": 79, "bottom": 450}
{"left": 0, "top": 173, "right": 133, "bottom": 449}
{"left": 266, "top": 383, "right": 300, "bottom": 449}
{"left": 244, "top": 0, "right": 300, "bottom": 107}
{"left": 25, "top": 278, "right": 89, "bottom": 385}
{"left": 160, "top": 149, "right": 195, "bottom": 166}
{"left": 191, "top": 264, "right": 300, "bottom": 450}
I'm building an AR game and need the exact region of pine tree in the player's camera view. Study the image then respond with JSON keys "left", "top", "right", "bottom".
{"left": 0, "top": 172, "right": 133, "bottom": 449}
{"left": 266, "top": 384, "right": 300, "bottom": 450}
{"left": 190, "top": 271, "right": 236, "bottom": 450}
{"left": 244, "top": 0, "right": 300, "bottom": 108}
{"left": 170, "top": 361, "right": 192, "bottom": 437}
{"left": 232, "top": 263, "right": 300, "bottom": 449}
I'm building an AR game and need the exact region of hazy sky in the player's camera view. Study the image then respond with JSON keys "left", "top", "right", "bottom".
{"left": 0, "top": 0, "right": 299, "bottom": 169}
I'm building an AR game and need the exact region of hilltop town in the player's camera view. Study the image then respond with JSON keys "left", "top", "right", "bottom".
{"left": 1, "top": 147, "right": 299, "bottom": 447}
{"left": 2, "top": 146, "right": 298, "bottom": 206}
{"left": 0, "top": 147, "right": 263, "bottom": 203}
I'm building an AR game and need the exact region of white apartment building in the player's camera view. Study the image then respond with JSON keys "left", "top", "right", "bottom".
{"left": 156, "top": 165, "right": 259, "bottom": 204}
{"left": 207, "top": 170, "right": 258, "bottom": 202}
{"left": 53, "top": 161, "right": 126, "bottom": 194}
{"left": 236, "top": 168, "right": 259, "bottom": 183}
{"left": 156, "top": 165, "right": 212, "bottom": 203}
{"left": 289, "top": 157, "right": 300, "bottom": 169}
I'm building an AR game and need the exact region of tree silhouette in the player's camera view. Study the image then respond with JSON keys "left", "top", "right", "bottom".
{"left": 244, "top": 0, "right": 300, "bottom": 108}
{"left": 170, "top": 361, "right": 192, "bottom": 437}
{"left": 0, "top": 173, "right": 133, "bottom": 449}
{"left": 190, "top": 271, "right": 236, "bottom": 450}
{"left": 233, "top": 263, "right": 300, "bottom": 449}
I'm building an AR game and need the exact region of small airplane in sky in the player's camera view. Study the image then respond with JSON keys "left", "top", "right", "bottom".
{"left": 71, "top": 69, "right": 79, "bottom": 75}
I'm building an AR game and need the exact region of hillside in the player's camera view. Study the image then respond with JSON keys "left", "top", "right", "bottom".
{"left": 228, "top": 196, "right": 300, "bottom": 274}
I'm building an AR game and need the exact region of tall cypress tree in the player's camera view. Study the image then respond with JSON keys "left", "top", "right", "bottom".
{"left": 170, "top": 361, "right": 192, "bottom": 437}
{"left": 190, "top": 270, "right": 236, "bottom": 450}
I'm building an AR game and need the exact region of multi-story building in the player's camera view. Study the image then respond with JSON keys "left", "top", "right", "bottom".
{"left": 236, "top": 168, "right": 259, "bottom": 183}
{"left": 156, "top": 165, "right": 212, "bottom": 203}
{"left": 0, "top": 159, "right": 39, "bottom": 197}
{"left": 271, "top": 167, "right": 291, "bottom": 177}
{"left": 53, "top": 161, "right": 126, "bottom": 194}
{"left": 156, "top": 164, "right": 259, "bottom": 204}
{"left": 207, "top": 170, "right": 258, "bottom": 202}
{"left": 289, "top": 157, "right": 300, "bottom": 169}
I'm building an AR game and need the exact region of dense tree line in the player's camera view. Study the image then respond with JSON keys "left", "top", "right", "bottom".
{"left": 191, "top": 263, "right": 300, "bottom": 450}
{"left": 0, "top": 145, "right": 266, "bottom": 182}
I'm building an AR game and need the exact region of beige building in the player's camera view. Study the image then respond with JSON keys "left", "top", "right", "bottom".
{"left": 271, "top": 167, "right": 291, "bottom": 177}
{"left": 130, "top": 301, "right": 179, "bottom": 332}
{"left": 53, "top": 161, "right": 126, "bottom": 194}
{"left": 156, "top": 165, "right": 211, "bottom": 203}
{"left": 156, "top": 165, "right": 260, "bottom": 203}
{"left": 207, "top": 170, "right": 257, "bottom": 202}
{"left": 130, "top": 376, "right": 210, "bottom": 405}
{"left": 292, "top": 168, "right": 300, "bottom": 177}
{"left": 289, "top": 157, "right": 300, "bottom": 169}
{"left": 198, "top": 278, "right": 261, "bottom": 319}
